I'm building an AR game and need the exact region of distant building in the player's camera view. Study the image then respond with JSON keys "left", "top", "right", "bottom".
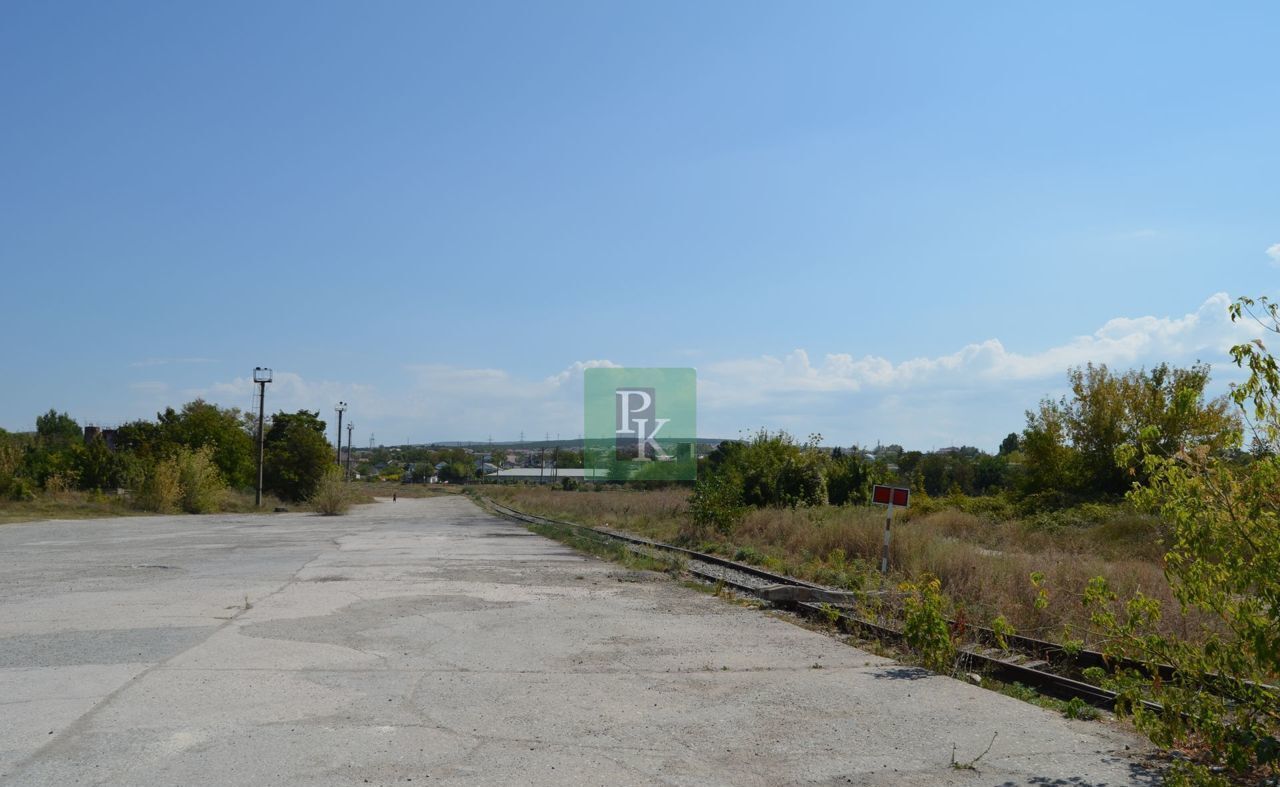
{"left": 488, "top": 468, "right": 612, "bottom": 482}
{"left": 83, "top": 426, "right": 119, "bottom": 451}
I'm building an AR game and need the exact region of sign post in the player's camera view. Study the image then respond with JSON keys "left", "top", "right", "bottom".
{"left": 871, "top": 485, "right": 910, "bottom": 575}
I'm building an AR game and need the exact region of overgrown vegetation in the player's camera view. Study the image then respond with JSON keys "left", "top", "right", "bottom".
{"left": 1080, "top": 295, "right": 1280, "bottom": 784}
{"left": 900, "top": 574, "right": 955, "bottom": 672}
{"left": 485, "top": 484, "right": 1186, "bottom": 643}
{"left": 309, "top": 467, "right": 364, "bottom": 515}
{"left": 0, "top": 398, "right": 348, "bottom": 520}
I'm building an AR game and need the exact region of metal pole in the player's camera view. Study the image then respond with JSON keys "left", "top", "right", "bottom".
{"left": 880, "top": 499, "right": 894, "bottom": 575}
{"left": 335, "top": 406, "right": 344, "bottom": 466}
{"left": 255, "top": 381, "right": 266, "bottom": 507}
{"left": 345, "top": 423, "right": 353, "bottom": 480}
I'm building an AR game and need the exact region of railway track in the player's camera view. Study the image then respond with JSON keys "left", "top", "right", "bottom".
{"left": 478, "top": 495, "right": 1153, "bottom": 712}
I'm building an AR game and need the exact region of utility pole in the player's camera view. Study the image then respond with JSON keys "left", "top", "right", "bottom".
{"left": 345, "top": 422, "right": 354, "bottom": 480}
{"left": 253, "top": 367, "right": 272, "bottom": 507}
{"left": 334, "top": 402, "right": 347, "bottom": 466}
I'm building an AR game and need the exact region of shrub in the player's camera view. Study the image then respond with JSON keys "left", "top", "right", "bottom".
{"left": 7, "top": 476, "right": 36, "bottom": 502}
{"left": 176, "top": 445, "right": 225, "bottom": 513}
{"left": 990, "top": 614, "right": 1016, "bottom": 651}
{"left": 901, "top": 574, "right": 955, "bottom": 673}
{"left": 686, "top": 472, "right": 746, "bottom": 539}
{"left": 309, "top": 467, "right": 354, "bottom": 516}
{"left": 136, "top": 457, "right": 182, "bottom": 512}
{"left": 132, "top": 446, "right": 225, "bottom": 514}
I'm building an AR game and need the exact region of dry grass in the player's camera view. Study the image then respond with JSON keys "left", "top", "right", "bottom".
{"left": 0, "top": 489, "right": 138, "bottom": 525}
{"left": 0, "top": 487, "right": 302, "bottom": 523}
{"left": 483, "top": 485, "right": 1211, "bottom": 644}
{"left": 483, "top": 485, "right": 688, "bottom": 541}
{"left": 363, "top": 482, "right": 462, "bottom": 499}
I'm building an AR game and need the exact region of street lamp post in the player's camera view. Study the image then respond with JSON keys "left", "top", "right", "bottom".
{"left": 335, "top": 402, "right": 347, "bottom": 467}
{"left": 345, "top": 422, "right": 354, "bottom": 480}
{"left": 253, "top": 367, "right": 272, "bottom": 507}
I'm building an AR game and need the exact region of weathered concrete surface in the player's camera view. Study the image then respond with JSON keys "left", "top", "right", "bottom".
{"left": 0, "top": 496, "right": 1154, "bottom": 786}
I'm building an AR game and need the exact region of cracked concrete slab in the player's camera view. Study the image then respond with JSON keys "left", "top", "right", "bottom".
{"left": 0, "top": 496, "right": 1155, "bottom": 785}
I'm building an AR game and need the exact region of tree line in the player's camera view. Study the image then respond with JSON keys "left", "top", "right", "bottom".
{"left": 0, "top": 401, "right": 336, "bottom": 510}
{"left": 687, "top": 357, "right": 1242, "bottom": 535}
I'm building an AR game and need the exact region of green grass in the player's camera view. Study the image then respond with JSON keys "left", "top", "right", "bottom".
{"left": 988, "top": 679, "right": 1103, "bottom": 721}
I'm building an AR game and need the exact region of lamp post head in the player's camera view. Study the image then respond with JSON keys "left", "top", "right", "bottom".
{"left": 336, "top": 401, "right": 347, "bottom": 414}
{"left": 253, "top": 367, "right": 273, "bottom": 384}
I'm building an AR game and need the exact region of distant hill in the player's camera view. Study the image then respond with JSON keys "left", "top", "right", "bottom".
{"left": 403, "top": 438, "right": 728, "bottom": 451}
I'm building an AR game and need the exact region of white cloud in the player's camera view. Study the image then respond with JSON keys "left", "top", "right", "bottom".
{"left": 1267, "top": 243, "right": 1280, "bottom": 266}
{"left": 193, "top": 372, "right": 377, "bottom": 419}
{"left": 690, "top": 293, "right": 1260, "bottom": 447}
{"left": 700, "top": 293, "right": 1250, "bottom": 412}
{"left": 186, "top": 294, "right": 1257, "bottom": 448}
{"left": 194, "top": 360, "right": 621, "bottom": 443}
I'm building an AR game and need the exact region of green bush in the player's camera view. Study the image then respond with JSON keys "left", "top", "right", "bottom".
{"left": 133, "top": 446, "right": 225, "bottom": 514}
{"left": 176, "top": 446, "right": 225, "bottom": 514}
{"left": 136, "top": 457, "right": 182, "bottom": 513}
{"left": 901, "top": 574, "right": 955, "bottom": 673}
{"left": 309, "top": 467, "right": 354, "bottom": 516}
{"left": 687, "top": 472, "right": 746, "bottom": 539}
{"left": 7, "top": 476, "right": 36, "bottom": 502}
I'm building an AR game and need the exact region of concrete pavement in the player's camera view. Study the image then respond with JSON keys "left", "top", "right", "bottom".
{"left": 0, "top": 496, "right": 1154, "bottom": 785}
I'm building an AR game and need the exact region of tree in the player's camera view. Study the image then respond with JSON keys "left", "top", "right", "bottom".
{"left": 826, "top": 450, "right": 884, "bottom": 505}
{"left": 972, "top": 453, "right": 1009, "bottom": 494}
{"left": 555, "top": 449, "right": 584, "bottom": 469}
{"left": 158, "top": 400, "right": 255, "bottom": 488}
{"left": 263, "top": 411, "right": 332, "bottom": 502}
{"left": 23, "top": 411, "right": 83, "bottom": 490}
{"left": 999, "top": 432, "right": 1020, "bottom": 456}
{"left": 1084, "top": 296, "right": 1278, "bottom": 782}
{"left": 1021, "top": 398, "right": 1082, "bottom": 505}
{"left": 438, "top": 460, "right": 472, "bottom": 484}
{"left": 114, "top": 419, "right": 165, "bottom": 463}
{"left": 76, "top": 433, "right": 123, "bottom": 490}
{"left": 695, "top": 431, "right": 826, "bottom": 509}
{"left": 1021, "top": 363, "right": 1236, "bottom": 503}
{"left": 35, "top": 410, "right": 80, "bottom": 447}
{"left": 0, "top": 430, "right": 15, "bottom": 493}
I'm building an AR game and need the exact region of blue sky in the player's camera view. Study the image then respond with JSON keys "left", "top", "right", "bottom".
{"left": 2, "top": 1, "right": 1276, "bottom": 450}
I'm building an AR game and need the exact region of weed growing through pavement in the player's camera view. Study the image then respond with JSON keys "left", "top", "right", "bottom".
{"left": 950, "top": 732, "right": 997, "bottom": 771}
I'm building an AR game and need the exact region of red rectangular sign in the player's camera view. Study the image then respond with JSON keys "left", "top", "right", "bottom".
{"left": 872, "top": 484, "right": 910, "bottom": 507}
